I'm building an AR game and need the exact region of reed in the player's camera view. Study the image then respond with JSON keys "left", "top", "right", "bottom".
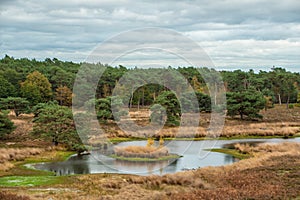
{"left": 114, "top": 146, "right": 169, "bottom": 159}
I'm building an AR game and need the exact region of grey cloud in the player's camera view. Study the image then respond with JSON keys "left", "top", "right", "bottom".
{"left": 0, "top": 0, "right": 299, "bottom": 69}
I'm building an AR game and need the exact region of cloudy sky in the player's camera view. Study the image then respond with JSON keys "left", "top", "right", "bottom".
{"left": 0, "top": 0, "right": 300, "bottom": 71}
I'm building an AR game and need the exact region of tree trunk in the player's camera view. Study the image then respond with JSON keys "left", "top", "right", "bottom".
{"left": 214, "top": 82, "right": 217, "bottom": 105}
{"left": 153, "top": 92, "right": 156, "bottom": 101}
{"left": 52, "top": 138, "right": 58, "bottom": 146}
{"left": 286, "top": 95, "right": 290, "bottom": 109}
{"left": 278, "top": 93, "right": 282, "bottom": 105}
{"left": 142, "top": 88, "right": 145, "bottom": 107}
{"left": 129, "top": 90, "right": 134, "bottom": 108}
{"left": 14, "top": 109, "right": 19, "bottom": 117}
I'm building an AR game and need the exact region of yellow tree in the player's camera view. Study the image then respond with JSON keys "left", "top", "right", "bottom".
{"left": 55, "top": 86, "right": 73, "bottom": 106}
{"left": 192, "top": 76, "right": 206, "bottom": 93}
{"left": 20, "top": 71, "right": 52, "bottom": 105}
{"left": 159, "top": 136, "right": 164, "bottom": 147}
{"left": 147, "top": 138, "right": 154, "bottom": 147}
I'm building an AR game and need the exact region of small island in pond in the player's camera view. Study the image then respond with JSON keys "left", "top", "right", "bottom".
{"left": 110, "top": 138, "right": 182, "bottom": 162}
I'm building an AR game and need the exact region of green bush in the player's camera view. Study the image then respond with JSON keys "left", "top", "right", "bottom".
{"left": 0, "top": 110, "right": 15, "bottom": 139}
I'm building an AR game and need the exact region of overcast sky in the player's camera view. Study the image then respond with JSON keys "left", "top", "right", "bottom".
{"left": 0, "top": 0, "right": 299, "bottom": 71}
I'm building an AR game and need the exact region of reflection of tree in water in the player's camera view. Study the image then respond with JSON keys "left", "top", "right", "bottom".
{"left": 224, "top": 154, "right": 239, "bottom": 164}
{"left": 114, "top": 160, "right": 169, "bottom": 174}
{"left": 39, "top": 155, "right": 91, "bottom": 176}
{"left": 72, "top": 155, "right": 91, "bottom": 175}
{"left": 113, "top": 158, "right": 180, "bottom": 175}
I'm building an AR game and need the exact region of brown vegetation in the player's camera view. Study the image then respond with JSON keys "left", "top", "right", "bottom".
{"left": 234, "top": 141, "right": 300, "bottom": 155}
{"left": 114, "top": 146, "right": 169, "bottom": 159}
{"left": 0, "top": 191, "right": 30, "bottom": 200}
{"left": 0, "top": 148, "right": 44, "bottom": 171}
{"left": 106, "top": 105, "right": 300, "bottom": 138}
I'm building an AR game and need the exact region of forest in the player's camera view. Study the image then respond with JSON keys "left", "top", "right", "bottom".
{"left": 1, "top": 55, "right": 298, "bottom": 106}
{"left": 1, "top": 55, "right": 300, "bottom": 150}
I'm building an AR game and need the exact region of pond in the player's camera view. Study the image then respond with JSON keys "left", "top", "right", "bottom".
{"left": 31, "top": 137, "right": 300, "bottom": 176}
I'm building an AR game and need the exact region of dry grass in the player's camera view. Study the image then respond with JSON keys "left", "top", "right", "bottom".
{"left": 6, "top": 114, "right": 34, "bottom": 141}
{"left": 114, "top": 146, "right": 169, "bottom": 158}
{"left": 0, "top": 148, "right": 44, "bottom": 163}
{"left": 112, "top": 122, "right": 300, "bottom": 139}
{"left": 110, "top": 105, "right": 300, "bottom": 139}
{"left": 0, "top": 191, "right": 30, "bottom": 200}
{"left": 0, "top": 148, "right": 44, "bottom": 171}
{"left": 234, "top": 141, "right": 300, "bottom": 155}
{"left": 221, "top": 122, "right": 300, "bottom": 137}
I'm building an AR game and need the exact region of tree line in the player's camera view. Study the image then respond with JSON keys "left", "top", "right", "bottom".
{"left": 1, "top": 55, "right": 300, "bottom": 151}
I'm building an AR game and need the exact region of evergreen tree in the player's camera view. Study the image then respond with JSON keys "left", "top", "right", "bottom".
{"left": 32, "top": 104, "right": 85, "bottom": 153}
{"left": 227, "top": 90, "right": 266, "bottom": 120}
{"left": 0, "top": 110, "right": 15, "bottom": 139}
{"left": 0, "top": 97, "right": 30, "bottom": 117}
{"left": 151, "top": 91, "right": 181, "bottom": 126}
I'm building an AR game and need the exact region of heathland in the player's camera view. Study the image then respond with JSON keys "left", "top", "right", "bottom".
{"left": 0, "top": 56, "right": 300, "bottom": 199}
{"left": 0, "top": 105, "right": 299, "bottom": 200}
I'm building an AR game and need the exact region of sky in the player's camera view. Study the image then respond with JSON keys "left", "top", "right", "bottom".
{"left": 0, "top": 0, "right": 300, "bottom": 72}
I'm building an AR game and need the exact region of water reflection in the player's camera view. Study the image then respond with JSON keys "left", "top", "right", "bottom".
{"left": 32, "top": 138, "right": 299, "bottom": 176}
{"left": 224, "top": 154, "right": 239, "bottom": 164}
{"left": 114, "top": 160, "right": 171, "bottom": 175}
{"left": 34, "top": 155, "right": 91, "bottom": 176}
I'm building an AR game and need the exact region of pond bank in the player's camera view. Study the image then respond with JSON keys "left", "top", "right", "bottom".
{"left": 29, "top": 137, "right": 300, "bottom": 176}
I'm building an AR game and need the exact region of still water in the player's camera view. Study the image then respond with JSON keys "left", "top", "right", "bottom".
{"left": 32, "top": 138, "right": 300, "bottom": 176}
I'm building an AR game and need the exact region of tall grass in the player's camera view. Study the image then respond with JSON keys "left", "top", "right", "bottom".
{"left": 0, "top": 148, "right": 44, "bottom": 171}
{"left": 234, "top": 142, "right": 300, "bottom": 155}
{"left": 0, "top": 191, "right": 30, "bottom": 200}
{"left": 113, "top": 121, "right": 300, "bottom": 139}
{"left": 114, "top": 146, "right": 169, "bottom": 159}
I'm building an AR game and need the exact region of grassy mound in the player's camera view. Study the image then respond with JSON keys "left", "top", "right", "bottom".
{"left": 112, "top": 146, "right": 181, "bottom": 161}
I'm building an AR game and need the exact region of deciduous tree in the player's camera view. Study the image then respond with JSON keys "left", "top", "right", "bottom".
{"left": 55, "top": 86, "right": 73, "bottom": 106}
{"left": 20, "top": 71, "right": 52, "bottom": 105}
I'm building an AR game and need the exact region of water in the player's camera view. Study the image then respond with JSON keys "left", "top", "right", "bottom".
{"left": 32, "top": 137, "right": 300, "bottom": 176}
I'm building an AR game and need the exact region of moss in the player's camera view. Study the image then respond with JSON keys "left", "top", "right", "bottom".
{"left": 0, "top": 151, "right": 75, "bottom": 181}
{"left": 0, "top": 176, "right": 64, "bottom": 187}
{"left": 209, "top": 148, "right": 251, "bottom": 159}
{"left": 109, "top": 137, "right": 146, "bottom": 144}
{"left": 23, "top": 151, "right": 75, "bottom": 164}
